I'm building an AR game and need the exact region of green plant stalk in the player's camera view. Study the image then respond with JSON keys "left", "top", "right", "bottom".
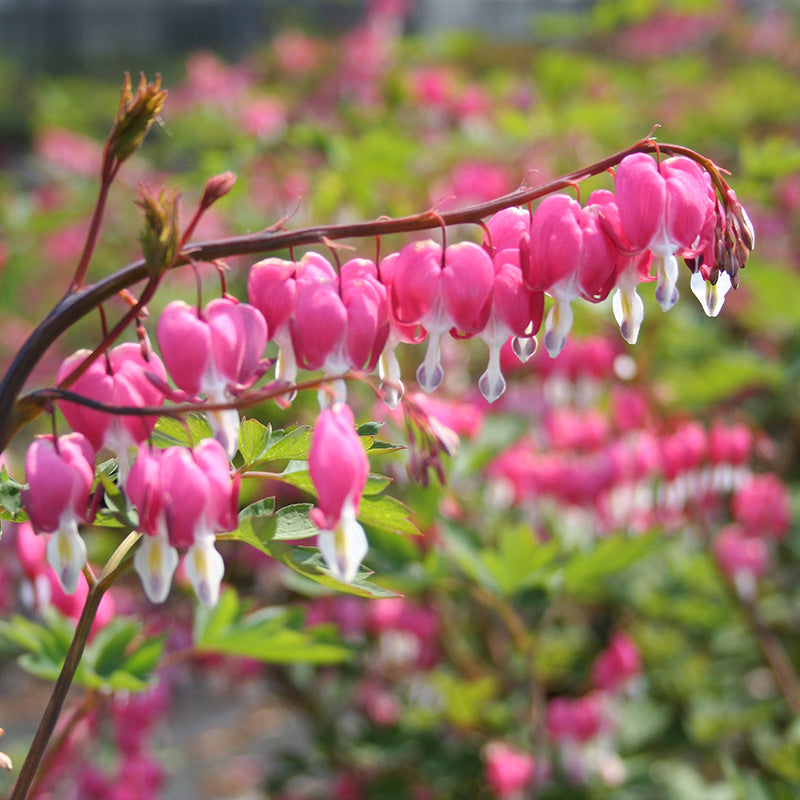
{"left": 7, "top": 532, "right": 140, "bottom": 800}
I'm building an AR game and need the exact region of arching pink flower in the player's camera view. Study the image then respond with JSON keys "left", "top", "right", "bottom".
{"left": 477, "top": 235, "right": 544, "bottom": 402}
{"left": 309, "top": 403, "right": 370, "bottom": 583}
{"left": 127, "top": 439, "right": 239, "bottom": 606}
{"left": 56, "top": 343, "right": 167, "bottom": 480}
{"left": 23, "top": 433, "right": 96, "bottom": 593}
{"left": 390, "top": 240, "right": 493, "bottom": 392}
{"left": 614, "top": 153, "right": 715, "bottom": 312}
{"left": 525, "top": 194, "right": 619, "bottom": 357}
{"left": 288, "top": 256, "right": 390, "bottom": 404}
{"left": 157, "top": 298, "right": 267, "bottom": 457}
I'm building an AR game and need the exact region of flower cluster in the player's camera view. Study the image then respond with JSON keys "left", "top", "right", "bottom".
{"left": 19, "top": 151, "right": 753, "bottom": 608}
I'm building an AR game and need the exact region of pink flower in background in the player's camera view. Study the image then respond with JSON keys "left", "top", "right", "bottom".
{"left": 309, "top": 403, "right": 370, "bottom": 583}
{"left": 239, "top": 96, "right": 287, "bottom": 141}
{"left": 35, "top": 128, "right": 103, "bottom": 176}
{"left": 715, "top": 524, "right": 769, "bottom": 600}
{"left": 272, "top": 30, "right": 324, "bottom": 74}
{"left": 22, "top": 433, "right": 96, "bottom": 593}
{"left": 484, "top": 742, "right": 536, "bottom": 799}
{"left": 592, "top": 632, "right": 642, "bottom": 694}
{"left": 732, "top": 473, "right": 791, "bottom": 540}
{"left": 57, "top": 343, "right": 167, "bottom": 480}
{"left": 433, "top": 161, "right": 512, "bottom": 210}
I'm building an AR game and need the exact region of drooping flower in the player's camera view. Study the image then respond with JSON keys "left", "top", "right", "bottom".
{"left": 525, "top": 193, "right": 619, "bottom": 357}
{"left": 478, "top": 238, "right": 544, "bottom": 401}
{"left": 290, "top": 255, "right": 390, "bottom": 404}
{"left": 127, "top": 439, "right": 239, "bottom": 606}
{"left": 309, "top": 403, "right": 370, "bottom": 583}
{"left": 614, "top": 153, "right": 715, "bottom": 312}
{"left": 390, "top": 239, "right": 493, "bottom": 392}
{"left": 157, "top": 298, "right": 267, "bottom": 458}
{"left": 56, "top": 343, "right": 167, "bottom": 482}
{"left": 22, "top": 433, "right": 96, "bottom": 593}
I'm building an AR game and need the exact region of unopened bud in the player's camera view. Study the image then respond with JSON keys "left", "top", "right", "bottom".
{"left": 201, "top": 171, "right": 237, "bottom": 211}
{"left": 108, "top": 73, "right": 167, "bottom": 164}
{"left": 726, "top": 188, "right": 755, "bottom": 251}
{"left": 136, "top": 186, "right": 180, "bottom": 276}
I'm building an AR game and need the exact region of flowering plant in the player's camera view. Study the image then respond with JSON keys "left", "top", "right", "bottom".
{"left": 0, "top": 4, "right": 798, "bottom": 798}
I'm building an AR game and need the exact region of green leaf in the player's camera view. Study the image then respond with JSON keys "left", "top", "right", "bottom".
{"left": 282, "top": 548, "right": 399, "bottom": 598}
{"left": 90, "top": 619, "right": 140, "bottom": 678}
{"left": 481, "top": 526, "right": 560, "bottom": 596}
{"left": 357, "top": 421, "right": 383, "bottom": 437}
{"left": 0, "top": 466, "right": 26, "bottom": 521}
{"left": 273, "top": 503, "right": 318, "bottom": 540}
{"left": 239, "top": 497, "right": 276, "bottom": 519}
{"left": 258, "top": 426, "right": 312, "bottom": 462}
{"left": 152, "top": 415, "right": 192, "bottom": 446}
{"left": 357, "top": 494, "right": 420, "bottom": 536}
{"left": 98, "top": 470, "right": 137, "bottom": 528}
{"left": 194, "top": 588, "right": 353, "bottom": 664}
{"left": 118, "top": 635, "right": 165, "bottom": 680}
{"left": 152, "top": 414, "right": 213, "bottom": 448}
{"left": 562, "top": 531, "right": 665, "bottom": 597}
{"left": 238, "top": 418, "right": 272, "bottom": 464}
{"left": 276, "top": 465, "right": 391, "bottom": 496}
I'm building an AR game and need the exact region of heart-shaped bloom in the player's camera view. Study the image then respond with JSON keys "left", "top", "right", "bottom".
{"left": 289, "top": 256, "right": 390, "bottom": 404}
{"left": 477, "top": 244, "right": 544, "bottom": 402}
{"left": 309, "top": 403, "right": 370, "bottom": 583}
{"left": 391, "top": 239, "right": 493, "bottom": 392}
{"left": 157, "top": 298, "right": 268, "bottom": 458}
{"left": 615, "top": 153, "right": 715, "bottom": 312}
{"left": 23, "top": 433, "right": 96, "bottom": 593}
{"left": 525, "top": 193, "right": 619, "bottom": 357}
{"left": 127, "top": 439, "right": 239, "bottom": 606}
{"left": 56, "top": 343, "right": 166, "bottom": 481}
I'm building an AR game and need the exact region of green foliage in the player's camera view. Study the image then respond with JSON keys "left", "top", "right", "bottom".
{"left": 193, "top": 588, "right": 352, "bottom": 664}
{"left": 0, "top": 613, "right": 163, "bottom": 691}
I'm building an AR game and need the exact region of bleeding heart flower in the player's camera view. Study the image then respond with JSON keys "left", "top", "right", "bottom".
{"left": 22, "top": 433, "right": 96, "bottom": 594}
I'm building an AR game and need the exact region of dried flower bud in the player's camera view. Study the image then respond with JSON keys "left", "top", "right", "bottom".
{"left": 136, "top": 186, "right": 180, "bottom": 277}
{"left": 201, "top": 171, "right": 237, "bottom": 211}
{"left": 108, "top": 73, "right": 167, "bottom": 165}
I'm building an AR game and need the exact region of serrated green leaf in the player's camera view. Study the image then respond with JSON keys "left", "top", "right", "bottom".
{"left": 238, "top": 418, "right": 272, "bottom": 464}
{"left": 239, "top": 497, "right": 276, "bottom": 519}
{"left": 258, "top": 426, "right": 312, "bottom": 462}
